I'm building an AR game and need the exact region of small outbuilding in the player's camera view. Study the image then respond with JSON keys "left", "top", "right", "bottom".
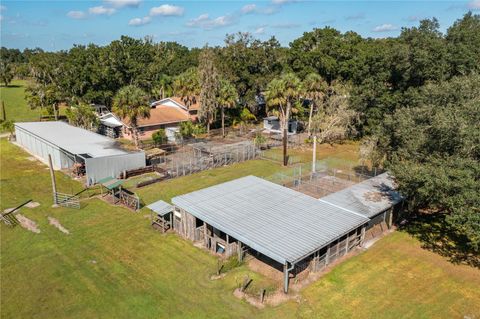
{"left": 15, "top": 121, "right": 146, "bottom": 185}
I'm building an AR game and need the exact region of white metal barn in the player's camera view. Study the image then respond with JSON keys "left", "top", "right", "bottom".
{"left": 15, "top": 121, "right": 145, "bottom": 185}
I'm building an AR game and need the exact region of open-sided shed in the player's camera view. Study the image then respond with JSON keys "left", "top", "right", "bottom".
{"left": 172, "top": 176, "right": 370, "bottom": 292}
{"left": 14, "top": 121, "right": 145, "bottom": 185}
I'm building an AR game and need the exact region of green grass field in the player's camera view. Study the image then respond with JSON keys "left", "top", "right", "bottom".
{"left": 0, "top": 80, "right": 40, "bottom": 125}
{"left": 1, "top": 138, "right": 480, "bottom": 319}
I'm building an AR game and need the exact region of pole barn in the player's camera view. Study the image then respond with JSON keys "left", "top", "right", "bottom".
{"left": 14, "top": 121, "right": 145, "bottom": 185}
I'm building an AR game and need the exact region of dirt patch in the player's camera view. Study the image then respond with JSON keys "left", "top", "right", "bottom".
{"left": 3, "top": 207, "right": 16, "bottom": 214}
{"left": 26, "top": 156, "right": 37, "bottom": 161}
{"left": 233, "top": 288, "right": 265, "bottom": 309}
{"left": 210, "top": 273, "right": 227, "bottom": 280}
{"left": 143, "top": 214, "right": 151, "bottom": 219}
{"left": 16, "top": 214, "right": 40, "bottom": 233}
{"left": 26, "top": 201, "right": 40, "bottom": 208}
{"left": 48, "top": 217, "right": 70, "bottom": 234}
{"left": 233, "top": 288, "right": 300, "bottom": 308}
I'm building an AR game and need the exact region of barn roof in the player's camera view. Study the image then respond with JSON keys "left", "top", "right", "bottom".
{"left": 15, "top": 121, "right": 128, "bottom": 158}
{"left": 172, "top": 176, "right": 368, "bottom": 265}
{"left": 319, "top": 173, "right": 403, "bottom": 218}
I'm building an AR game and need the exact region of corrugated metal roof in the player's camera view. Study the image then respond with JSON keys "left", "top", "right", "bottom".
{"left": 15, "top": 121, "right": 128, "bottom": 157}
{"left": 172, "top": 176, "right": 368, "bottom": 265}
{"left": 320, "top": 172, "right": 403, "bottom": 218}
{"left": 147, "top": 200, "right": 173, "bottom": 216}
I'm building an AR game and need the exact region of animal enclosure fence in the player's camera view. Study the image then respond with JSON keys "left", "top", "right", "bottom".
{"left": 267, "top": 162, "right": 377, "bottom": 199}
{"left": 156, "top": 141, "right": 259, "bottom": 180}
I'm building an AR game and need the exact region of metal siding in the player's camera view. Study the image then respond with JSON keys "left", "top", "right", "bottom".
{"left": 172, "top": 176, "right": 368, "bottom": 264}
{"left": 85, "top": 152, "right": 146, "bottom": 185}
{"left": 14, "top": 125, "right": 63, "bottom": 169}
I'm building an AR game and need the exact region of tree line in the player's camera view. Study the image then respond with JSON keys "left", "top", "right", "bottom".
{"left": 0, "top": 13, "right": 479, "bottom": 257}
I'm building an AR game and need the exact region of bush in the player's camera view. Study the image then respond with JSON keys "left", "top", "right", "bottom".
{"left": 152, "top": 129, "right": 167, "bottom": 145}
{"left": 179, "top": 121, "right": 206, "bottom": 138}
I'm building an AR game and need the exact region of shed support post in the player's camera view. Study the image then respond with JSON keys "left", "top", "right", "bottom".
{"left": 283, "top": 263, "right": 292, "bottom": 294}
{"left": 237, "top": 241, "right": 243, "bottom": 262}
{"left": 387, "top": 208, "right": 393, "bottom": 229}
{"left": 360, "top": 226, "right": 366, "bottom": 247}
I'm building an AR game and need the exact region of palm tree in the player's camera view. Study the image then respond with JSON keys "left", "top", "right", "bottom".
{"left": 173, "top": 67, "right": 199, "bottom": 109}
{"left": 303, "top": 73, "right": 328, "bottom": 136}
{"left": 265, "top": 73, "right": 302, "bottom": 166}
{"left": 154, "top": 74, "right": 173, "bottom": 100}
{"left": 217, "top": 79, "right": 238, "bottom": 138}
{"left": 112, "top": 85, "right": 150, "bottom": 149}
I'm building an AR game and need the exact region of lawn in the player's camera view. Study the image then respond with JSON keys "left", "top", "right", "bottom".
{"left": 0, "top": 80, "right": 40, "bottom": 126}
{"left": 1, "top": 139, "right": 479, "bottom": 319}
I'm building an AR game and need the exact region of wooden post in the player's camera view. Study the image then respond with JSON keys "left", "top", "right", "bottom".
{"left": 326, "top": 245, "right": 331, "bottom": 265}
{"left": 237, "top": 241, "right": 243, "bottom": 262}
{"left": 48, "top": 154, "right": 58, "bottom": 204}
{"left": 203, "top": 223, "right": 208, "bottom": 248}
{"left": 260, "top": 289, "right": 266, "bottom": 303}
{"left": 312, "top": 135, "right": 317, "bottom": 173}
{"left": 360, "top": 226, "right": 366, "bottom": 247}
{"left": 387, "top": 208, "right": 393, "bottom": 229}
{"left": 226, "top": 234, "right": 230, "bottom": 256}
{"left": 1, "top": 101, "right": 6, "bottom": 121}
{"left": 346, "top": 233, "right": 350, "bottom": 254}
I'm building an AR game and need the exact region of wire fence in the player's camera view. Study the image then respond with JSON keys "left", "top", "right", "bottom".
{"left": 266, "top": 160, "right": 381, "bottom": 199}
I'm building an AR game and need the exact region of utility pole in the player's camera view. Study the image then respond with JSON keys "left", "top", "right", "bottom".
{"left": 48, "top": 154, "right": 58, "bottom": 205}
{"left": 312, "top": 135, "right": 317, "bottom": 174}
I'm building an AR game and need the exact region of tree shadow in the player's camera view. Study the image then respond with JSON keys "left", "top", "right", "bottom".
{"left": 399, "top": 213, "right": 479, "bottom": 268}
{"left": 0, "top": 85, "right": 22, "bottom": 88}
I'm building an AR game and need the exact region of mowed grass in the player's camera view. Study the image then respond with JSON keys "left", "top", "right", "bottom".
{"left": 0, "top": 80, "right": 40, "bottom": 125}
{"left": 2, "top": 138, "right": 480, "bottom": 318}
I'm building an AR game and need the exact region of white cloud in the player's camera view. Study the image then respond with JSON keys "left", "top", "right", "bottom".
{"left": 149, "top": 4, "right": 184, "bottom": 16}
{"left": 407, "top": 15, "right": 420, "bottom": 22}
{"left": 187, "top": 13, "right": 234, "bottom": 30}
{"left": 372, "top": 23, "right": 398, "bottom": 32}
{"left": 0, "top": 15, "right": 3, "bottom": 22}
{"left": 89, "top": 6, "right": 116, "bottom": 15}
{"left": 0, "top": 5, "right": 6, "bottom": 11}
{"left": 241, "top": 4, "right": 257, "bottom": 14}
{"left": 103, "top": 0, "right": 141, "bottom": 8}
{"left": 467, "top": 0, "right": 480, "bottom": 9}
{"left": 254, "top": 26, "right": 265, "bottom": 34}
{"left": 67, "top": 10, "right": 86, "bottom": 19}
{"left": 271, "top": 0, "right": 296, "bottom": 4}
{"left": 128, "top": 16, "right": 151, "bottom": 26}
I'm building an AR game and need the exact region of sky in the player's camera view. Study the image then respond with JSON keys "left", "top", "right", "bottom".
{"left": 1, "top": 0, "right": 479, "bottom": 51}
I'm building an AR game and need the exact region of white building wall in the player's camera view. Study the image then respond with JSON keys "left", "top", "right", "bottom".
{"left": 15, "top": 126, "right": 63, "bottom": 169}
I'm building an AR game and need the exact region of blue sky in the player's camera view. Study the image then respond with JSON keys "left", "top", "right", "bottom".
{"left": 1, "top": 0, "right": 479, "bottom": 50}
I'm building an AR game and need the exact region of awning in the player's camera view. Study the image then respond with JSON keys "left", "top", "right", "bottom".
{"left": 97, "top": 176, "right": 124, "bottom": 190}
{"left": 147, "top": 200, "right": 173, "bottom": 216}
